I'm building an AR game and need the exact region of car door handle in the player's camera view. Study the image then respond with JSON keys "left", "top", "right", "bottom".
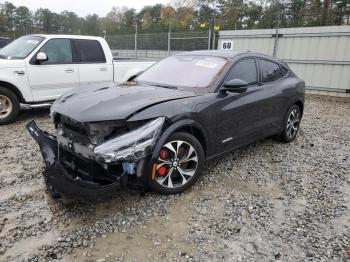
{"left": 64, "top": 68, "right": 75, "bottom": 73}
{"left": 100, "top": 67, "right": 108, "bottom": 72}
{"left": 14, "top": 70, "right": 25, "bottom": 76}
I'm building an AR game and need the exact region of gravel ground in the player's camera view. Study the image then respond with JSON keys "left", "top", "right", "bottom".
{"left": 0, "top": 94, "right": 349, "bottom": 262}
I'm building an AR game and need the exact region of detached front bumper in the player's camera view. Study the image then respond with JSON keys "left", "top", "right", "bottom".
{"left": 26, "top": 120, "right": 130, "bottom": 202}
{"left": 43, "top": 162, "right": 121, "bottom": 202}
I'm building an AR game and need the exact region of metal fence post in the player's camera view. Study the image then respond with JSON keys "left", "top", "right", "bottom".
{"left": 273, "top": 14, "right": 280, "bottom": 57}
{"left": 135, "top": 23, "right": 138, "bottom": 59}
{"left": 208, "top": 29, "right": 212, "bottom": 50}
{"left": 273, "top": 28, "right": 279, "bottom": 57}
{"left": 212, "top": 31, "right": 216, "bottom": 50}
{"left": 168, "top": 24, "right": 171, "bottom": 56}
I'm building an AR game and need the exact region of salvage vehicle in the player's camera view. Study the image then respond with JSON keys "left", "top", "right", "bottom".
{"left": 0, "top": 34, "right": 155, "bottom": 124}
{"left": 27, "top": 50, "right": 305, "bottom": 202}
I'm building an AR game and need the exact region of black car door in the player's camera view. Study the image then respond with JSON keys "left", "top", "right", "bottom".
{"left": 214, "top": 57, "right": 267, "bottom": 153}
{"left": 256, "top": 58, "right": 290, "bottom": 134}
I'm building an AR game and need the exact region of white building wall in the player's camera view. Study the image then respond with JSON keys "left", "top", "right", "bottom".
{"left": 218, "top": 26, "right": 350, "bottom": 93}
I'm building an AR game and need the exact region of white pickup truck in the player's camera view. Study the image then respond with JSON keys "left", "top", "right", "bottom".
{"left": 0, "top": 34, "right": 155, "bottom": 124}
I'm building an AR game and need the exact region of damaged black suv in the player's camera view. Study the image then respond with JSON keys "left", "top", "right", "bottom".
{"left": 28, "top": 50, "right": 305, "bottom": 202}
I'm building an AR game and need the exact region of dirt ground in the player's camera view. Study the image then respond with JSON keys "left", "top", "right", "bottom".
{"left": 0, "top": 94, "right": 349, "bottom": 261}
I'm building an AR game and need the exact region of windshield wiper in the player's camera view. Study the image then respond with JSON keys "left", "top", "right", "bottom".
{"left": 150, "top": 84, "right": 177, "bottom": 90}
{"left": 0, "top": 54, "right": 7, "bottom": 59}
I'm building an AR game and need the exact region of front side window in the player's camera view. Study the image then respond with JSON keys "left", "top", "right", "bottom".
{"left": 39, "top": 39, "right": 73, "bottom": 64}
{"left": 225, "top": 58, "right": 258, "bottom": 85}
{"left": 136, "top": 55, "right": 228, "bottom": 90}
{"left": 259, "top": 59, "right": 284, "bottom": 83}
{"left": 0, "top": 36, "right": 44, "bottom": 60}
{"left": 74, "top": 39, "right": 106, "bottom": 63}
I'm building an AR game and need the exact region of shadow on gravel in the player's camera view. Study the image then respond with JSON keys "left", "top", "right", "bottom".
{"left": 17, "top": 108, "right": 50, "bottom": 122}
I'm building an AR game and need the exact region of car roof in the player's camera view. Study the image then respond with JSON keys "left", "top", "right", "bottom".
{"left": 24, "top": 34, "right": 104, "bottom": 40}
{"left": 176, "top": 50, "right": 288, "bottom": 66}
{"left": 176, "top": 50, "right": 244, "bottom": 59}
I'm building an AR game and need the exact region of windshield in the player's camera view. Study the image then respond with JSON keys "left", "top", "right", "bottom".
{"left": 0, "top": 36, "right": 44, "bottom": 60}
{"left": 136, "top": 55, "right": 228, "bottom": 90}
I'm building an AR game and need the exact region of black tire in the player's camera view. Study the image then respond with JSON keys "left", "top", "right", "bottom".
{"left": 0, "top": 87, "right": 20, "bottom": 125}
{"left": 148, "top": 132, "right": 205, "bottom": 195}
{"left": 279, "top": 104, "right": 302, "bottom": 143}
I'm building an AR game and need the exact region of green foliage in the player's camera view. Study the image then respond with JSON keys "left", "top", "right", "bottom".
{"left": 0, "top": 11, "right": 7, "bottom": 33}
{"left": 0, "top": 0, "right": 349, "bottom": 38}
{"left": 14, "top": 6, "right": 32, "bottom": 35}
{"left": 83, "top": 14, "right": 100, "bottom": 35}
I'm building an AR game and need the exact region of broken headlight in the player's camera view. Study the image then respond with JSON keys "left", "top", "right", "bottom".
{"left": 94, "top": 117, "right": 165, "bottom": 163}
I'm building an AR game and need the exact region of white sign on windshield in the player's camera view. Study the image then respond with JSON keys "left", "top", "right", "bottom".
{"left": 195, "top": 60, "right": 218, "bottom": 69}
{"left": 25, "top": 40, "right": 39, "bottom": 44}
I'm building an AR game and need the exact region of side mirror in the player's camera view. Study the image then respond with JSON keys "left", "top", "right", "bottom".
{"left": 36, "top": 52, "right": 48, "bottom": 63}
{"left": 221, "top": 79, "right": 248, "bottom": 93}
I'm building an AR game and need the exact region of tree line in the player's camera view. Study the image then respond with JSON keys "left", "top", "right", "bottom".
{"left": 0, "top": 0, "right": 349, "bottom": 38}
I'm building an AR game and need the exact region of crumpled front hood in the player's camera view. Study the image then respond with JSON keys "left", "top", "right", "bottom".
{"left": 0, "top": 58, "right": 25, "bottom": 69}
{"left": 52, "top": 83, "right": 198, "bottom": 123}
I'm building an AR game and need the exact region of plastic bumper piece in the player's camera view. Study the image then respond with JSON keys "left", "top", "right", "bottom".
{"left": 26, "top": 120, "right": 121, "bottom": 202}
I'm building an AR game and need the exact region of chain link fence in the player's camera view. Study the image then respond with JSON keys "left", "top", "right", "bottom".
{"left": 107, "top": 30, "right": 215, "bottom": 59}
{"left": 105, "top": 4, "right": 350, "bottom": 60}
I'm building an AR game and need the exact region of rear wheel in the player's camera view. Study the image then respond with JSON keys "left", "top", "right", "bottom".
{"left": 0, "top": 87, "right": 20, "bottom": 125}
{"left": 148, "top": 132, "right": 205, "bottom": 195}
{"left": 279, "top": 104, "right": 301, "bottom": 142}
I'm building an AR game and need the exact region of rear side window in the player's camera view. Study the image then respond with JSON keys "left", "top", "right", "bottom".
{"left": 226, "top": 58, "right": 258, "bottom": 85}
{"left": 74, "top": 39, "right": 106, "bottom": 63}
{"left": 259, "top": 59, "right": 284, "bottom": 83}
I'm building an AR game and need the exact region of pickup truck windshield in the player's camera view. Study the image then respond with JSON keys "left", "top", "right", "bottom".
{"left": 136, "top": 55, "right": 227, "bottom": 90}
{"left": 0, "top": 36, "right": 44, "bottom": 60}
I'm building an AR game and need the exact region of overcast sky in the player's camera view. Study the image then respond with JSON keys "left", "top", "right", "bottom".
{"left": 0, "top": 0, "right": 170, "bottom": 17}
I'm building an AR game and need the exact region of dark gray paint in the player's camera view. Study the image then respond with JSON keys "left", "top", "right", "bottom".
{"left": 51, "top": 51, "right": 305, "bottom": 160}
{"left": 51, "top": 83, "right": 197, "bottom": 123}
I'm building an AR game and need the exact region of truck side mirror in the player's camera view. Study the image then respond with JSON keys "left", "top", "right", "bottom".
{"left": 36, "top": 52, "right": 48, "bottom": 63}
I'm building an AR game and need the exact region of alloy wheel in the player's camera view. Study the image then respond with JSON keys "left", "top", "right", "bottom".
{"left": 0, "top": 95, "right": 13, "bottom": 119}
{"left": 286, "top": 108, "right": 300, "bottom": 139}
{"left": 155, "top": 140, "right": 198, "bottom": 189}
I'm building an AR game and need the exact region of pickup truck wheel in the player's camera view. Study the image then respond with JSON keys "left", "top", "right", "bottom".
{"left": 148, "top": 132, "right": 205, "bottom": 195}
{"left": 0, "top": 87, "right": 20, "bottom": 125}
